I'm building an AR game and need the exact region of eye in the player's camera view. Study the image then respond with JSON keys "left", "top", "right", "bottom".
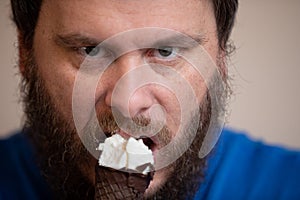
{"left": 78, "top": 46, "right": 113, "bottom": 59}
{"left": 145, "top": 46, "right": 182, "bottom": 67}
{"left": 152, "top": 46, "right": 178, "bottom": 59}
{"left": 158, "top": 47, "right": 173, "bottom": 57}
{"left": 81, "top": 46, "right": 101, "bottom": 57}
{"left": 153, "top": 46, "right": 178, "bottom": 59}
{"left": 75, "top": 46, "right": 114, "bottom": 71}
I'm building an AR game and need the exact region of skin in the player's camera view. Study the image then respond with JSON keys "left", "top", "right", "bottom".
{"left": 30, "top": 0, "right": 221, "bottom": 196}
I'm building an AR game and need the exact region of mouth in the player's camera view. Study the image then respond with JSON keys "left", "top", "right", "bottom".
{"left": 141, "top": 137, "right": 155, "bottom": 151}
{"left": 101, "top": 129, "right": 163, "bottom": 195}
{"left": 104, "top": 130, "right": 158, "bottom": 152}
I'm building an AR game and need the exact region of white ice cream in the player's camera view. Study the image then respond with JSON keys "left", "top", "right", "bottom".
{"left": 97, "top": 134, "right": 154, "bottom": 174}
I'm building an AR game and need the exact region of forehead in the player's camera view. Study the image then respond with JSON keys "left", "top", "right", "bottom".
{"left": 40, "top": 0, "right": 215, "bottom": 39}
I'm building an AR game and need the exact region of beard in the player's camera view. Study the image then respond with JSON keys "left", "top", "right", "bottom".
{"left": 21, "top": 51, "right": 95, "bottom": 199}
{"left": 21, "top": 48, "right": 226, "bottom": 199}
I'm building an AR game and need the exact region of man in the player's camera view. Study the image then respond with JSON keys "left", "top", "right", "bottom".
{"left": 1, "top": 0, "right": 299, "bottom": 199}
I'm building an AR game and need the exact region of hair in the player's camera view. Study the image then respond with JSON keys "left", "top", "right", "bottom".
{"left": 11, "top": 0, "right": 238, "bottom": 53}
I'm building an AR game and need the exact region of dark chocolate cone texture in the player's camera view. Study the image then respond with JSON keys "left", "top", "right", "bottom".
{"left": 95, "top": 165, "right": 153, "bottom": 200}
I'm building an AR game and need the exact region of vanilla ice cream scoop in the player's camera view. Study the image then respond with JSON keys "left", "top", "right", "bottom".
{"left": 97, "top": 134, "right": 154, "bottom": 174}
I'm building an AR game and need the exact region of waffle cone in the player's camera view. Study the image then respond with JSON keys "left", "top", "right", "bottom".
{"left": 95, "top": 165, "right": 153, "bottom": 200}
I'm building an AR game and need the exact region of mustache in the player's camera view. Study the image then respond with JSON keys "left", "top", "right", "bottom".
{"left": 80, "top": 109, "right": 171, "bottom": 153}
{"left": 98, "top": 110, "right": 152, "bottom": 134}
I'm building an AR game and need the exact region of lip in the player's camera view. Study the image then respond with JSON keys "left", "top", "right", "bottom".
{"left": 117, "top": 129, "right": 159, "bottom": 154}
{"left": 149, "top": 136, "right": 159, "bottom": 153}
{"left": 114, "top": 130, "right": 129, "bottom": 139}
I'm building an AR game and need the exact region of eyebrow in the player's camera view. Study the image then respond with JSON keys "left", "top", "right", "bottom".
{"left": 151, "top": 33, "right": 206, "bottom": 48}
{"left": 54, "top": 32, "right": 206, "bottom": 49}
{"left": 54, "top": 33, "right": 101, "bottom": 47}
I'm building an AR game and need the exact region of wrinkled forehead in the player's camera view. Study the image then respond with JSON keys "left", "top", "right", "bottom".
{"left": 39, "top": 0, "right": 215, "bottom": 39}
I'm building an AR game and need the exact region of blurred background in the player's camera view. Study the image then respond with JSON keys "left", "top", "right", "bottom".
{"left": 0, "top": 0, "right": 299, "bottom": 148}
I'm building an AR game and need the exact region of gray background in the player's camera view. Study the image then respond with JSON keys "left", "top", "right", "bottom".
{"left": 1, "top": 0, "right": 299, "bottom": 148}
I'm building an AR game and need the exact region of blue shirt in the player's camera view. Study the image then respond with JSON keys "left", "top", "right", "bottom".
{"left": 0, "top": 128, "right": 299, "bottom": 200}
{"left": 195, "top": 128, "right": 300, "bottom": 200}
{"left": 0, "top": 132, "right": 51, "bottom": 200}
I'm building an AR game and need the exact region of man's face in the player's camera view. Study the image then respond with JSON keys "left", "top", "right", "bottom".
{"left": 28, "top": 0, "right": 221, "bottom": 198}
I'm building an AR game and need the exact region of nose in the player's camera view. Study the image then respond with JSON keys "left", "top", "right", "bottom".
{"left": 104, "top": 51, "right": 155, "bottom": 118}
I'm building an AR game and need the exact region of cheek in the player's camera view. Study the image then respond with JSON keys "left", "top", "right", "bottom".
{"left": 34, "top": 45, "right": 77, "bottom": 124}
{"left": 188, "top": 71, "right": 208, "bottom": 104}
{"left": 151, "top": 77, "right": 200, "bottom": 138}
{"left": 43, "top": 63, "right": 76, "bottom": 123}
{"left": 177, "top": 62, "right": 208, "bottom": 107}
{"left": 146, "top": 84, "right": 178, "bottom": 136}
{"left": 147, "top": 60, "right": 209, "bottom": 137}
{"left": 33, "top": 16, "right": 80, "bottom": 124}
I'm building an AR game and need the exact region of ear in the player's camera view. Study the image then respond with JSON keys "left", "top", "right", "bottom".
{"left": 17, "top": 32, "right": 29, "bottom": 76}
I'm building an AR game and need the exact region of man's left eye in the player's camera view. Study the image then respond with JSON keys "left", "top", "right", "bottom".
{"left": 152, "top": 46, "right": 179, "bottom": 59}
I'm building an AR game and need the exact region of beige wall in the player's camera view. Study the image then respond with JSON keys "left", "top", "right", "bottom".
{"left": 0, "top": 1, "right": 299, "bottom": 148}
{"left": 229, "top": 0, "right": 300, "bottom": 148}
{"left": 0, "top": 0, "right": 22, "bottom": 138}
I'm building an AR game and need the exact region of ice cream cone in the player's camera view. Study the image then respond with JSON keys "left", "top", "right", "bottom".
{"left": 95, "top": 165, "right": 153, "bottom": 200}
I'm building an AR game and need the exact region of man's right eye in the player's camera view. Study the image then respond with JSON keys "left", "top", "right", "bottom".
{"left": 80, "top": 46, "right": 101, "bottom": 57}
